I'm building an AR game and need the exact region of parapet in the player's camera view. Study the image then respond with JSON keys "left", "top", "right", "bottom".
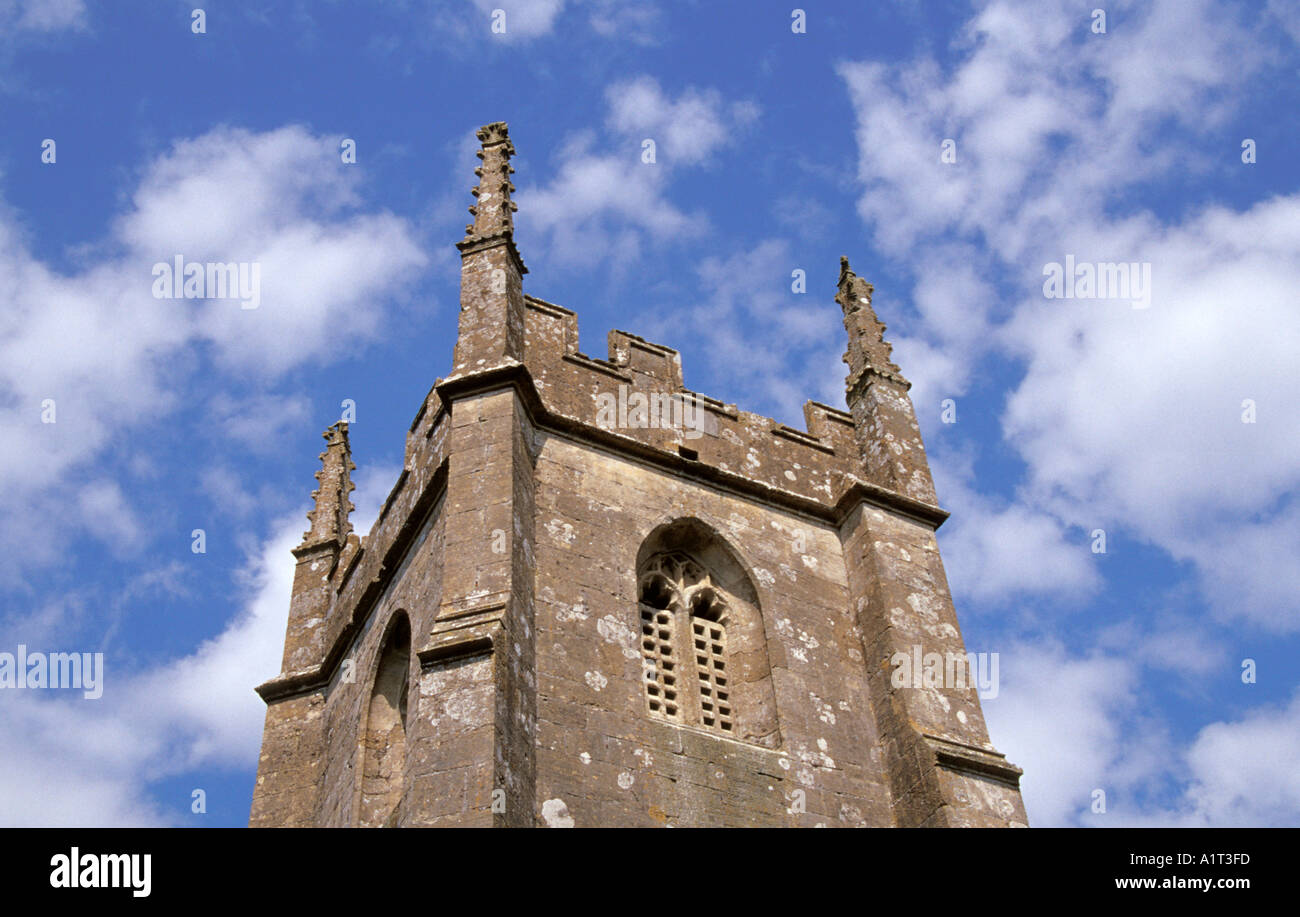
{"left": 508, "top": 294, "right": 882, "bottom": 517}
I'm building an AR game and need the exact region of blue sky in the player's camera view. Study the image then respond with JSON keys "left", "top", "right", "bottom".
{"left": 1, "top": 0, "right": 1297, "bottom": 827}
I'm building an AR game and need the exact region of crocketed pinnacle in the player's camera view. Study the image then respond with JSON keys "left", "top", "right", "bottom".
{"left": 301, "top": 421, "right": 356, "bottom": 549}
{"left": 463, "top": 121, "right": 518, "bottom": 240}
{"left": 836, "top": 255, "right": 907, "bottom": 388}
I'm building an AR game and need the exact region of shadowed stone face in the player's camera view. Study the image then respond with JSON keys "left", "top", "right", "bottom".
{"left": 359, "top": 616, "right": 410, "bottom": 828}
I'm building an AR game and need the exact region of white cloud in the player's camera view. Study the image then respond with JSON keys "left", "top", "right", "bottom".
{"left": 837, "top": 0, "right": 1300, "bottom": 829}
{"left": 1177, "top": 691, "right": 1300, "bottom": 827}
{"left": 0, "top": 717, "right": 169, "bottom": 826}
{"left": 460, "top": 0, "right": 660, "bottom": 43}
{"left": 518, "top": 76, "right": 757, "bottom": 268}
{"left": 1001, "top": 197, "right": 1300, "bottom": 629}
{"left": 837, "top": 0, "right": 1263, "bottom": 361}
{"left": 931, "top": 452, "right": 1099, "bottom": 606}
{"left": 983, "top": 637, "right": 1298, "bottom": 827}
{"left": 838, "top": 0, "right": 1300, "bottom": 626}
{"left": 118, "top": 126, "right": 427, "bottom": 376}
{"left": 76, "top": 480, "right": 144, "bottom": 553}
{"left": 1077, "top": 689, "right": 1300, "bottom": 828}
{"left": 207, "top": 393, "right": 311, "bottom": 453}
{"left": 0, "top": 124, "right": 426, "bottom": 580}
{"left": 890, "top": 243, "right": 1002, "bottom": 402}
{"left": 0, "top": 517, "right": 297, "bottom": 825}
{"left": 1, "top": 0, "right": 85, "bottom": 33}
{"left": 606, "top": 76, "right": 757, "bottom": 166}
{"left": 468, "top": 0, "right": 565, "bottom": 39}
{"left": 976, "top": 639, "right": 1300, "bottom": 827}
{"left": 519, "top": 137, "right": 696, "bottom": 267}
{"left": 127, "top": 521, "right": 297, "bottom": 771}
{"left": 0, "top": 465, "right": 424, "bottom": 825}
{"left": 984, "top": 640, "right": 1142, "bottom": 827}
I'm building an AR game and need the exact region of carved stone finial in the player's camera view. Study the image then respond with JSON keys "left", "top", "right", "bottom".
{"left": 476, "top": 121, "right": 514, "bottom": 152}
{"left": 836, "top": 255, "right": 906, "bottom": 387}
{"left": 463, "top": 121, "right": 518, "bottom": 241}
{"left": 301, "top": 421, "right": 356, "bottom": 549}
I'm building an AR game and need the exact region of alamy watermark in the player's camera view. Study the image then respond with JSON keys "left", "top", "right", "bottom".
{"left": 890, "top": 645, "right": 999, "bottom": 699}
{"left": 1042, "top": 255, "right": 1150, "bottom": 309}
{"left": 50, "top": 848, "right": 150, "bottom": 897}
{"left": 0, "top": 645, "right": 104, "bottom": 699}
{"left": 152, "top": 255, "right": 260, "bottom": 309}
{"left": 595, "top": 385, "right": 706, "bottom": 440}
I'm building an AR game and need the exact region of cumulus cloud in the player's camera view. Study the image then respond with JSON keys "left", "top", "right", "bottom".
{"left": 518, "top": 76, "right": 757, "bottom": 268}
{"left": 0, "top": 0, "right": 86, "bottom": 33}
{"left": 889, "top": 243, "right": 1002, "bottom": 403}
{"left": 986, "top": 641, "right": 1300, "bottom": 827}
{"left": 459, "top": 0, "right": 660, "bottom": 43}
{"left": 839, "top": 0, "right": 1300, "bottom": 829}
{"left": 0, "top": 124, "right": 426, "bottom": 581}
{"left": 983, "top": 640, "right": 1141, "bottom": 827}
{"left": 606, "top": 76, "right": 758, "bottom": 166}
{"left": 467, "top": 0, "right": 566, "bottom": 39}
{"left": 838, "top": 0, "right": 1300, "bottom": 627}
{"left": 0, "top": 517, "right": 297, "bottom": 826}
{"left": 519, "top": 133, "right": 696, "bottom": 266}
{"left": 1176, "top": 691, "right": 1300, "bottom": 827}
{"left": 118, "top": 126, "right": 426, "bottom": 376}
{"left": 1002, "top": 197, "right": 1300, "bottom": 628}
{"left": 0, "top": 456, "right": 412, "bottom": 826}
{"left": 931, "top": 453, "right": 1099, "bottom": 607}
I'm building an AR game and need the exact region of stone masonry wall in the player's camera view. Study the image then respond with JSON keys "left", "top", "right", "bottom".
{"left": 253, "top": 286, "right": 1027, "bottom": 827}
{"left": 530, "top": 435, "right": 894, "bottom": 827}
{"left": 316, "top": 495, "right": 445, "bottom": 826}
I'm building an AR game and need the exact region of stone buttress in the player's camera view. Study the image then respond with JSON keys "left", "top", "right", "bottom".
{"left": 249, "top": 122, "right": 1027, "bottom": 828}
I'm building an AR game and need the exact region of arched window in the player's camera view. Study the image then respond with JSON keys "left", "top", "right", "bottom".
{"left": 359, "top": 613, "right": 410, "bottom": 827}
{"left": 636, "top": 521, "right": 780, "bottom": 747}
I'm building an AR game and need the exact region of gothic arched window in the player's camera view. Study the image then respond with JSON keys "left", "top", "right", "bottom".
{"left": 636, "top": 521, "right": 780, "bottom": 747}
{"left": 359, "top": 612, "right": 411, "bottom": 827}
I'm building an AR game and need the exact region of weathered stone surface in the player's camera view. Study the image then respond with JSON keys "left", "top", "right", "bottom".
{"left": 249, "top": 122, "right": 1027, "bottom": 828}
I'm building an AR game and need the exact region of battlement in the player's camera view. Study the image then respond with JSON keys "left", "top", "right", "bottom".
{"left": 251, "top": 122, "right": 1024, "bottom": 830}
{"left": 393, "top": 277, "right": 944, "bottom": 546}
{"left": 514, "top": 292, "right": 880, "bottom": 510}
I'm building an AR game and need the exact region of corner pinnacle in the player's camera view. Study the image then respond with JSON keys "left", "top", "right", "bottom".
{"left": 836, "top": 255, "right": 906, "bottom": 387}
{"left": 301, "top": 421, "right": 356, "bottom": 549}
{"left": 463, "top": 121, "right": 519, "bottom": 240}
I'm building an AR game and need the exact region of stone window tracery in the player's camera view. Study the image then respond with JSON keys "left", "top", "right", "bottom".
{"left": 633, "top": 521, "right": 781, "bottom": 748}
{"left": 638, "top": 552, "right": 736, "bottom": 735}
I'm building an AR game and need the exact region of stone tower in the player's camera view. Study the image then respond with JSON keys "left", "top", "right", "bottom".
{"left": 249, "top": 122, "right": 1028, "bottom": 828}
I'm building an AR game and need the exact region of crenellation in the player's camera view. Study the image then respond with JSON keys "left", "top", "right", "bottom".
{"left": 251, "top": 121, "right": 1026, "bottom": 829}
{"left": 606, "top": 329, "right": 685, "bottom": 390}
{"left": 523, "top": 295, "right": 579, "bottom": 358}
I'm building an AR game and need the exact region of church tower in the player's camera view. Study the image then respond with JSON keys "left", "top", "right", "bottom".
{"left": 249, "top": 122, "right": 1028, "bottom": 828}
